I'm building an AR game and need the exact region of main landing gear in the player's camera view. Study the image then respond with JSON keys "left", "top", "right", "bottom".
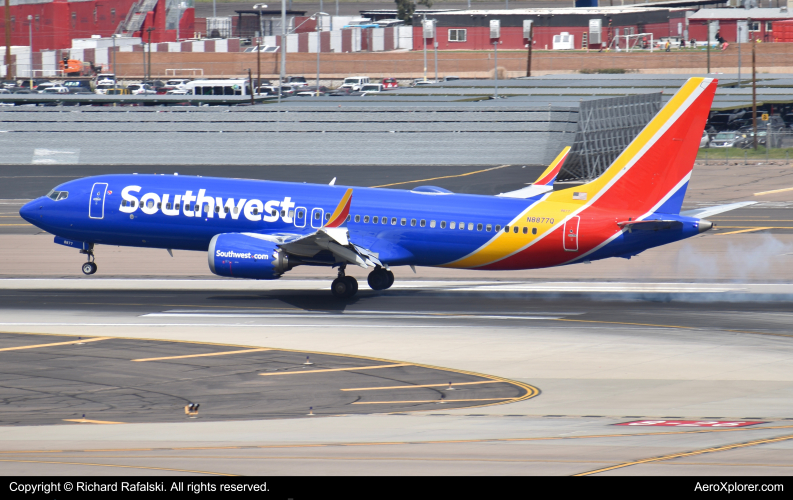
{"left": 331, "top": 265, "right": 358, "bottom": 299}
{"left": 367, "top": 266, "right": 394, "bottom": 291}
{"left": 331, "top": 265, "right": 395, "bottom": 299}
{"left": 80, "top": 246, "right": 97, "bottom": 275}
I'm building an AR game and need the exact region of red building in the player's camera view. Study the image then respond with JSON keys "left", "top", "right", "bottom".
{"left": 0, "top": 0, "right": 195, "bottom": 52}
{"left": 687, "top": 8, "right": 793, "bottom": 43}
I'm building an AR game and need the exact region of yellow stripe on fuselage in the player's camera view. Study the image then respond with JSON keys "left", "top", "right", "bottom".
{"left": 443, "top": 78, "right": 705, "bottom": 269}
{"left": 326, "top": 188, "right": 353, "bottom": 225}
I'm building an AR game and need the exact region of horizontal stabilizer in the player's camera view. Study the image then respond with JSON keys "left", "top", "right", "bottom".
{"left": 680, "top": 201, "right": 756, "bottom": 219}
{"left": 497, "top": 147, "right": 570, "bottom": 199}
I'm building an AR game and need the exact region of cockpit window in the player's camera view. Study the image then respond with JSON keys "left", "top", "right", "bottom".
{"left": 47, "top": 189, "right": 68, "bottom": 201}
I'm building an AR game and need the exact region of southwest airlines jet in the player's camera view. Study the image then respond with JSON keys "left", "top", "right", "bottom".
{"left": 20, "top": 78, "right": 753, "bottom": 298}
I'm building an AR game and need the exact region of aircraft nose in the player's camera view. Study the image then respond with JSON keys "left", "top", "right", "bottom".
{"left": 19, "top": 199, "right": 41, "bottom": 223}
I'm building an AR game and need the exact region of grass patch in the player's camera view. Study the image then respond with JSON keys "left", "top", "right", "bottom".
{"left": 697, "top": 147, "right": 793, "bottom": 160}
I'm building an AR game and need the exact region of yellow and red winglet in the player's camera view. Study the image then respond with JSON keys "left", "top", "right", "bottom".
{"left": 533, "top": 146, "right": 570, "bottom": 186}
{"left": 324, "top": 188, "right": 353, "bottom": 228}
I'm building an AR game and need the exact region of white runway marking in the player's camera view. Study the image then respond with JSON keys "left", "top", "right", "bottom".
{"left": 0, "top": 323, "right": 468, "bottom": 328}
{"left": 142, "top": 313, "right": 564, "bottom": 320}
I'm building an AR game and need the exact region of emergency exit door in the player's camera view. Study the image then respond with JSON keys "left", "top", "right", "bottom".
{"left": 563, "top": 216, "right": 580, "bottom": 252}
{"left": 89, "top": 182, "right": 108, "bottom": 219}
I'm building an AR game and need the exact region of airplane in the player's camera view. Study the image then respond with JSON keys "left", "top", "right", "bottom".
{"left": 20, "top": 77, "right": 755, "bottom": 298}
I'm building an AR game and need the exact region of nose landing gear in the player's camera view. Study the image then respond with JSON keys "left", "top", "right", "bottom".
{"left": 80, "top": 245, "right": 97, "bottom": 275}
{"left": 331, "top": 265, "right": 358, "bottom": 298}
{"left": 367, "top": 266, "right": 394, "bottom": 291}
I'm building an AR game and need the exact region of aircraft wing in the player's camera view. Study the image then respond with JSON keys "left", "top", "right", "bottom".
{"left": 497, "top": 146, "right": 570, "bottom": 199}
{"left": 245, "top": 188, "right": 383, "bottom": 269}
{"left": 680, "top": 201, "right": 757, "bottom": 219}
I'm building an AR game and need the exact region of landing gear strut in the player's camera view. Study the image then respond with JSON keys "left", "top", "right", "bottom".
{"left": 80, "top": 245, "right": 97, "bottom": 275}
{"left": 367, "top": 266, "right": 394, "bottom": 291}
{"left": 331, "top": 264, "right": 358, "bottom": 298}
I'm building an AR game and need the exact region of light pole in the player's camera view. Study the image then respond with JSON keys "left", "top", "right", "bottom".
{"left": 27, "top": 15, "right": 32, "bottom": 88}
{"left": 314, "top": 12, "right": 328, "bottom": 96}
{"left": 279, "top": 0, "right": 285, "bottom": 103}
{"left": 146, "top": 27, "right": 154, "bottom": 81}
{"left": 112, "top": 34, "right": 118, "bottom": 89}
{"left": 4, "top": 0, "right": 12, "bottom": 81}
{"left": 253, "top": 3, "right": 268, "bottom": 95}
{"left": 737, "top": 23, "right": 741, "bottom": 86}
{"left": 422, "top": 15, "right": 428, "bottom": 82}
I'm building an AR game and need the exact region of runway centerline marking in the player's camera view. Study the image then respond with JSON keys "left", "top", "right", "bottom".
{"left": 132, "top": 348, "right": 271, "bottom": 362}
{"left": 369, "top": 164, "right": 512, "bottom": 188}
{"left": 575, "top": 433, "right": 793, "bottom": 476}
{"left": 62, "top": 419, "right": 125, "bottom": 425}
{"left": 260, "top": 364, "right": 411, "bottom": 376}
{"left": 342, "top": 381, "right": 501, "bottom": 391}
{"left": 714, "top": 227, "right": 774, "bottom": 236}
{"left": 353, "top": 398, "right": 515, "bottom": 404}
{"left": 0, "top": 336, "right": 111, "bottom": 352}
{"left": 0, "top": 458, "right": 234, "bottom": 476}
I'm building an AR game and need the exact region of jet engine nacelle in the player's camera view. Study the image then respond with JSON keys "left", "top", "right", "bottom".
{"left": 208, "top": 233, "right": 289, "bottom": 279}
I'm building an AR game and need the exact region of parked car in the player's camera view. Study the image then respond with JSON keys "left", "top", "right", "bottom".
{"left": 700, "top": 130, "right": 710, "bottom": 148}
{"left": 106, "top": 88, "right": 132, "bottom": 95}
{"left": 295, "top": 85, "right": 329, "bottom": 96}
{"left": 339, "top": 76, "right": 370, "bottom": 91}
{"left": 328, "top": 87, "right": 353, "bottom": 96}
{"left": 0, "top": 80, "right": 17, "bottom": 89}
{"left": 707, "top": 113, "right": 742, "bottom": 132}
{"left": 343, "top": 19, "right": 379, "bottom": 29}
{"left": 443, "top": 76, "right": 461, "bottom": 81}
{"left": 735, "top": 126, "right": 784, "bottom": 149}
{"left": 63, "top": 80, "right": 93, "bottom": 93}
{"left": 40, "top": 86, "right": 70, "bottom": 94}
{"left": 165, "top": 89, "right": 190, "bottom": 95}
{"left": 95, "top": 83, "right": 115, "bottom": 95}
{"left": 127, "top": 83, "right": 157, "bottom": 95}
{"left": 284, "top": 76, "right": 308, "bottom": 87}
{"left": 709, "top": 131, "right": 742, "bottom": 148}
{"left": 94, "top": 73, "right": 116, "bottom": 86}
{"left": 381, "top": 77, "right": 398, "bottom": 89}
{"left": 412, "top": 79, "right": 439, "bottom": 87}
{"left": 359, "top": 83, "right": 384, "bottom": 94}
{"left": 0, "top": 88, "right": 10, "bottom": 94}
{"left": 164, "top": 79, "right": 191, "bottom": 90}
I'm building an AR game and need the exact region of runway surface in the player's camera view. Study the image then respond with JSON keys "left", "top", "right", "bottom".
{"left": 1, "top": 281, "right": 792, "bottom": 475}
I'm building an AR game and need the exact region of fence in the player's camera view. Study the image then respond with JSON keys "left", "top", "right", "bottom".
{"left": 699, "top": 128, "right": 793, "bottom": 164}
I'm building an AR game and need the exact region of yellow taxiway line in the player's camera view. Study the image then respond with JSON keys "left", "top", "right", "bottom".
{"left": 755, "top": 186, "right": 793, "bottom": 196}
{"left": 132, "top": 348, "right": 271, "bottom": 362}
{"left": 714, "top": 227, "right": 774, "bottom": 235}
{"left": 260, "top": 363, "right": 411, "bottom": 376}
{"left": 575, "top": 433, "right": 793, "bottom": 476}
{"left": 0, "top": 336, "right": 111, "bottom": 352}
{"left": 62, "top": 419, "right": 126, "bottom": 425}
{"left": 370, "top": 165, "right": 511, "bottom": 188}
{"left": 353, "top": 397, "right": 515, "bottom": 404}
{"left": 342, "top": 381, "right": 501, "bottom": 391}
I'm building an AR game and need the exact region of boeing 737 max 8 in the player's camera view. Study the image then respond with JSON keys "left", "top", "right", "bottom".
{"left": 19, "top": 77, "right": 754, "bottom": 297}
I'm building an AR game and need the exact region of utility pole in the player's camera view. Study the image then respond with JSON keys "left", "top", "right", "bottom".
{"left": 146, "top": 27, "right": 154, "bottom": 81}
{"left": 706, "top": 20, "right": 711, "bottom": 73}
{"left": 737, "top": 23, "right": 741, "bottom": 86}
{"left": 279, "top": 0, "right": 285, "bottom": 103}
{"left": 253, "top": 3, "right": 268, "bottom": 96}
{"left": 27, "top": 15, "right": 32, "bottom": 89}
{"left": 752, "top": 36, "right": 757, "bottom": 150}
{"left": 433, "top": 32, "right": 438, "bottom": 83}
{"left": 316, "top": 13, "right": 320, "bottom": 96}
{"left": 248, "top": 68, "right": 254, "bottom": 104}
{"left": 422, "top": 14, "right": 428, "bottom": 82}
{"left": 112, "top": 35, "right": 117, "bottom": 88}
{"left": 4, "top": 0, "right": 12, "bottom": 80}
{"left": 526, "top": 23, "right": 533, "bottom": 77}
{"left": 494, "top": 39, "right": 498, "bottom": 98}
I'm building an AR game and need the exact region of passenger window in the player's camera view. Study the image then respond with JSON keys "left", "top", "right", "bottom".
{"left": 364, "top": 216, "right": 370, "bottom": 223}
{"left": 495, "top": 225, "right": 501, "bottom": 232}
{"left": 420, "top": 219, "right": 426, "bottom": 227}
{"left": 513, "top": 226, "right": 518, "bottom": 233}
{"left": 467, "top": 223, "right": 473, "bottom": 231}
{"left": 523, "top": 227, "right": 528, "bottom": 234}
{"left": 504, "top": 226, "right": 509, "bottom": 232}
{"left": 289, "top": 210, "right": 294, "bottom": 217}
{"left": 401, "top": 218, "right": 407, "bottom": 226}
{"left": 460, "top": 223, "right": 465, "bottom": 230}
{"left": 214, "top": 206, "right": 220, "bottom": 212}
{"left": 373, "top": 216, "right": 379, "bottom": 224}
{"left": 532, "top": 227, "right": 538, "bottom": 235}
{"left": 167, "top": 203, "right": 172, "bottom": 210}
{"left": 252, "top": 208, "right": 259, "bottom": 215}
{"left": 271, "top": 209, "right": 277, "bottom": 216}
{"left": 147, "top": 200, "right": 154, "bottom": 208}
{"left": 233, "top": 207, "right": 238, "bottom": 214}
{"left": 157, "top": 202, "right": 161, "bottom": 209}
{"left": 383, "top": 217, "right": 388, "bottom": 225}
{"left": 175, "top": 203, "right": 180, "bottom": 210}
{"left": 325, "top": 213, "right": 330, "bottom": 221}
{"left": 391, "top": 217, "right": 397, "bottom": 225}
{"left": 281, "top": 210, "right": 286, "bottom": 217}
{"left": 346, "top": 215, "right": 351, "bottom": 221}
{"left": 450, "top": 221, "right": 456, "bottom": 229}
{"left": 224, "top": 207, "right": 229, "bottom": 213}
{"left": 314, "top": 212, "right": 320, "bottom": 220}
{"left": 440, "top": 221, "right": 446, "bottom": 229}
{"left": 411, "top": 219, "right": 416, "bottom": 226}
{"left": 486, "top": 224, "right": 492, "bottom": 232}
{"left": 477, "top": 223, "right": 483, "bottom": 231}
{"left": 355, "top": 215, "right": 361, "bottom": 223}
{"left": 430, "top": 220, "right": 436, "bottom": 228}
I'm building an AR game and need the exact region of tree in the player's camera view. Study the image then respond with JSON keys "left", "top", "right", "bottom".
{"left": 395, "top": 0, "right": 433, "bottom": 25}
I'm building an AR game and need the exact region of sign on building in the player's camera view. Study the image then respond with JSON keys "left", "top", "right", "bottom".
{"left": 490, "top": 20, "right": 501, "bottom": 39}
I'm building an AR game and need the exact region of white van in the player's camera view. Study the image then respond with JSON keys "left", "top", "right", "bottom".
{"left": 340, "top": 76, "right": 370, "bottom": 91}
{"left": 185, "top": 79, "right": 251, "bottom": 96}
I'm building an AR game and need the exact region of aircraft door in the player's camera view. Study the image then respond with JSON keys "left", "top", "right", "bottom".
{"left": 563, "top": 216, "right": 580, "bottom": 252}
{"left": 88, "top": 182, "right": 108, "bottom": 219}
{"left": 310, "top": 208, "right": 324, "bottom": 229}
{"left": 294, "top": 207, "right": 307, "bottom": 228}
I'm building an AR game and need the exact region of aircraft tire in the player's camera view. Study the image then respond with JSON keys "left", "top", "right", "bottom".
{"left": 384, "top": 270, "right": 395, "bottom": 289}
{"left": 331, "top": 277, "right": 349, "bottom": 298}
{"left": 345, "top": 276, "right": 359, "bottom": 296}
{"left": 367, "top": 269, "right": 389, "bottom": 291}
{"left": 82, "top": 262, "right": 97, "bottom": 275}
